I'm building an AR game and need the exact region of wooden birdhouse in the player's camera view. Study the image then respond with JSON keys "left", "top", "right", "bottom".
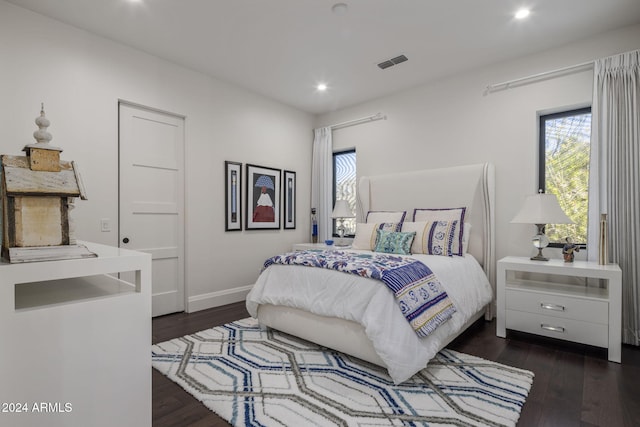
{"left": 0, "top": 105, "right": 95, "bottom": 263}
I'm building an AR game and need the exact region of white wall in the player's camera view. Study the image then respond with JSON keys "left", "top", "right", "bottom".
{"left": 0, "top": 1, "right": 314, "bottom": 311}
{"left": 3, "top": 1, "right": 638, "bottom": 310}
{"left": 317, "top": 24, "right": 640, "bottom": 264}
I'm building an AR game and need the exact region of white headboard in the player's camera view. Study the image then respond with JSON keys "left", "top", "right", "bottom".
{"left": 357, "top": 163, "right": 495, "bottom": 287}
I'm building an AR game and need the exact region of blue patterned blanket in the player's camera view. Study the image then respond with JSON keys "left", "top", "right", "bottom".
{"left": 263, "top": 250, "right": 456, "bottom": 337}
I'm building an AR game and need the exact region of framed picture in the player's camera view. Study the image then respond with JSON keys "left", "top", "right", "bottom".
{"left": 283, "top": 170, "right": 296, "bottom": 229}
{"left": 224, "top": 161, "right": 242, "bottom": 231}
{"left": 246, "top": 164, "right": 281, "bottom": 230}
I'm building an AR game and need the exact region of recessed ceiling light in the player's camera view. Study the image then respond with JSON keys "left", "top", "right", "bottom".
{"left": 515, "top": 8, "right": 530, "bottom": 19}
{"left": 316, "top": 83, "right": 328, "bottom": 92}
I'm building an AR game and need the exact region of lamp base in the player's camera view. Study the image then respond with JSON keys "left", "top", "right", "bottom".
{"left": 530, "top": 246, "right": 549, "bottom": 261}
{"left": 531, "top": 226, "right": 550, "bottom": 261}
{"left": 336, "top": 221, "right": 347, "bottom": 248}
{"left": 530, "top": 254, "right": 549, "bottom": 261}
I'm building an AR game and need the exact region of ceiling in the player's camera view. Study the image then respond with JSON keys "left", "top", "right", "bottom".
{"left": 6, "top": 0, "right": 640, "bottom": 114}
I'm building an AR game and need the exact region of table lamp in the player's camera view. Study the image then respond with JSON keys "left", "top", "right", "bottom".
{"left": 331, "top": 200, "right": 354, "bottom": 247}
{"left": 511, "top": 191, "right": 573, "bottom": 261}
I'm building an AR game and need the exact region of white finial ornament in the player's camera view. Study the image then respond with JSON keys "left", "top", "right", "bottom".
{"left": 22, "top": 103, "right": 63, "bottom": 162}
{"left": 33, "top": 103, "right": 53, "bottom": 145}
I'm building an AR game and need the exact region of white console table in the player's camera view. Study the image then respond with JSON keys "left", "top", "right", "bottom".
{"left": 0, "top": 241, "right": 152, "bottom": 427}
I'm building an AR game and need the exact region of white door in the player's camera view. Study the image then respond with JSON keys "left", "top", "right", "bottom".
{"left": 119, "top": 102, "right": 185, "bottom": 317}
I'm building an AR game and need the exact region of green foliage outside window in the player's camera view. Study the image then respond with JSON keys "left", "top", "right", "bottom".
{"left": 542, "top": 109, "right": 591, "bottom": 245}
{"left": 334, "top": 150, "right": 357, "bottom": 236}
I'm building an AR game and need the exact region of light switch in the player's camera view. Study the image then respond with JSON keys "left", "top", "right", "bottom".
{"left": 100, "top": 218, "right": 111, "bottom": 232}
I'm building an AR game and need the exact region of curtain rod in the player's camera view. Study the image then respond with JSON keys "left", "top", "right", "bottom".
{"left": 484, "top": 61, "right": 594, "bottom": 95}
{"left": 327, "top": 112, "right": 386, "bottom": 130}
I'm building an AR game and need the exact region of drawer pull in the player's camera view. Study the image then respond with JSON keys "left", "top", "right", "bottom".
{"left": 540, "top": 302, "right": 565, "bottom": 312}
{"left": 541, "top": 324, "right": 565, "bottom": 333}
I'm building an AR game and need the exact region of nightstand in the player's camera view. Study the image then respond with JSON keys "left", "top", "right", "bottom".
{"left": 292, "top": 243, "right": 331, "bottom": 251}
{"left": 292, "top": 243, "right": 350, "bottom": 251}
{"left": 497, "top": 256, "right": 622, "bottom": 363}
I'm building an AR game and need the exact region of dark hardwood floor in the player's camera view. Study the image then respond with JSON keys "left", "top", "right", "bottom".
{"left": 152, "top": 302, "right": 640, "bottom": 427}
{"left": 152, "top": 302, "right": 249, "bottom": 427}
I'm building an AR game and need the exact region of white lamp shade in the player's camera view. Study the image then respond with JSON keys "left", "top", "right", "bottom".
{"left": 331, "top": 200, "right": 354, "bottom": 218}
{"left": 511, "top": 193, "right": 573, "bottom": 224}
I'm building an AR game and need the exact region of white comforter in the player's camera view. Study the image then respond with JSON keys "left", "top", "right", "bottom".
{"left": 246, "top": 250, "right": 493, "bottom": 383}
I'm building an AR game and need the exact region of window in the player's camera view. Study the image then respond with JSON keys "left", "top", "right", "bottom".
{"left": 538, "top": 107, "right": 591, "bottom": 247}
{"left": 333, "top": 149, "right": 356, "bottom": 237}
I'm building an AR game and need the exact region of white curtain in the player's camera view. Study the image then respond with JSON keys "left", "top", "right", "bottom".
{"left": 311, "top": 127, "right": 333, "bottom": 243}
{"left": 588, "top": 49, "right": 640, "bottom": 345}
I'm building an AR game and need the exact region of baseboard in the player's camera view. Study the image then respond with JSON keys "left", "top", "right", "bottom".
{"left": 187, "top": 284, "right": 253, "bottom": 313}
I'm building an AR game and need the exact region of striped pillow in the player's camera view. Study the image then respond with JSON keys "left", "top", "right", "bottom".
{"left": 413, "top": 208, "right": 466, "bottom": 256}
{"left": 401, "top": 220, "right": 460, "bottom": 256}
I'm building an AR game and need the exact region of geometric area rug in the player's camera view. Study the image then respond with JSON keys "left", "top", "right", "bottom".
{"left": 152, "top": 318, "right": 534, "bottom": 427}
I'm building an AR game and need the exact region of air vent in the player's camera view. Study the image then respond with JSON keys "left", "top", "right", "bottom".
{"left": 377, "top": 60, "right": 394, "bottom": 70}
{"left": 390, "top": 55, "right": 408, "bottom": 65}
{"left": 377, "top": 54, "right": 408, "bottom": 70}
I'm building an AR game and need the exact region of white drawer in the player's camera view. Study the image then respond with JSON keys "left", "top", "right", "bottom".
{"left": 506, "top": 309, "right": 608, "bottom": 347}
{"left": 505, "top": 288, "right": 608, "bottom": 324}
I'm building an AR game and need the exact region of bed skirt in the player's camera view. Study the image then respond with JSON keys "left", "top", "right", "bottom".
{"left": 256, "top": 303, "right": 486, "bottom": 370}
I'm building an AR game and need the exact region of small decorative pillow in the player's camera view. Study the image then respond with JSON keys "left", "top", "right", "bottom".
{"left": 373, "top": 229, "right": 416, "bottom": 255}
{"left": 413, "top": 208, "right": 466, "bottom": 256}
{"left": 365, "top": 211, "right": 406, "bottom": 229}
{"left": 401, "top": 220, "right": 460, "bottom": 256}
{"left": 351, "top": 222, "right": 399, "bottom": 250}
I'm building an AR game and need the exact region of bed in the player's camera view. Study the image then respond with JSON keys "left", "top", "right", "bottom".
{"left": 246, "top": 163, "right": 495, "bottom": 383}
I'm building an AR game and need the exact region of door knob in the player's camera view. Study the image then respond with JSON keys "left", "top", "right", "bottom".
{"left": 122, "top": 237, "right": 130, "bottom": 244}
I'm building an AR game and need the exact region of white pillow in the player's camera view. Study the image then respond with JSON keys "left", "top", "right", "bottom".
{"left": 413, "top": 208, "right": 467, "bottom": 256}
{"left": 462, "top": 223, "right": 471, "bottom": 254}
{"left": 413, "top": 207, "right": 466, "bottom": 223}
{"left": 351, "top": 222, "right": 399, "bottom": 250}
{"left": 365, "top": 211, "right": 406, "bottom": 226}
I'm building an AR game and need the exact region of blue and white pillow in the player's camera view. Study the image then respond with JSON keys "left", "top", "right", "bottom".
{"left": 373, "top": 229, "right": 416, "bottom": 255}
{"left": 365, "top": 211, "right": 406, "bottom": 229}
{"left": 412, "top": 207, "right": 466, "bottom": 256}
{"left": 401, "top": 220, "right": 460, "bottom": 256}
